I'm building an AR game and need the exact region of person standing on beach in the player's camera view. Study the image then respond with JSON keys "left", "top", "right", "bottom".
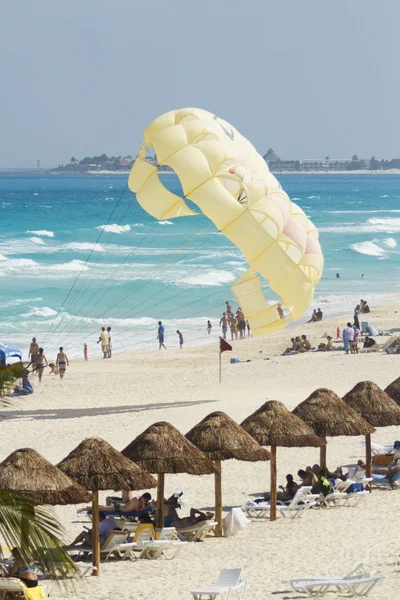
{"left": 236, "top": 308, "right": 246, "bottom": 339}
{"left": 246, "top": 319, "right": 251, "bottom": 337}
{"left": 32, "top": 348, "right": 48, "bottom": 383}
{"left": 56, "top": 347, "right": 69, "bottom": 379}
{"left": 229, "top": 314, "right": 238, "bottom": 341}
{"left": 342, "top": 322, "right": 354, "bottom": 355}
{"left": 225, "top": 300, "right": 232, "bottom": 314}
{"left": 206, "top": 320, "right": 212, "bottom": 335}
{"left": 97, "top": 327, "right": 109, "bottom": 359}
{"left": 83, "top": 343, "right": 88, "bottom": 361}
{"left": 107, "top": 327, "right": 112, "bottom": 358}
{"left": 28, "top": 337, "right": 39, "bottom": 367}
{"left": 219, "top": 313, "right": 228, "bottom": 340}
{"left": 176, "top": 330, "right": 183, "bottom": 349}
{"left": 157, "top": 321, "right": 166, "bottom": 350}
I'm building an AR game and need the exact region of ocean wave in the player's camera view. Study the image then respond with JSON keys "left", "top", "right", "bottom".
{"left": 3, "top": 297, "right": 43, "bottom": 308}
{"left": 21, "top": 306, "right": 58, "bottom": 318}
{"left": 132, "top": 223, "right": 145, "bottom": 227}
{"left": 64, "top": 242, "right": 105, "bottom": 252}
{"left": 30, "top": 237, "right": 46, "bottom": 245}
{"left": 97, "top": 224, "right": 131, "bottom": 234}
{"left": 329, "top": 210, "right": 400, "bottom": 214}
{"left": 157, "top": 220, "right": 173, "bottom": 225}
{"left": 380, "top": 195, "right": 389, "bottom": 198}
{"left": 320, "top": 217, "right": 400, "bottom": 233}
{"left": 350, "top": 241, "right": 386, "bottom": 257}
{"left": 382, "top": 237, "right": 397, "bottom": 248}
{"left": 182, "top": 270, "right": 236, "bottom": 286}
{"left": 0, "top": 254, "right": 7, "bottom": 261}
{"left": 27, "top": 230, "right": 54, "bottom": 237}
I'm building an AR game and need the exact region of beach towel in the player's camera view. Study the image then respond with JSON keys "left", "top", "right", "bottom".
{"left": 25, "top": 585, "right": 46, "bottom": 600}
{"left": 345, "top": 483, "right": 364, "bottom": 494}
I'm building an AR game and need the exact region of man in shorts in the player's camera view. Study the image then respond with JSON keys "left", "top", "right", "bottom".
{"left": 158, "top": 321, "right": 166, "bottom": 350}
{"left": 176, "top": 330, "right": 183, "bottom": 349}
{"left": 219, "top": 313, "right": 228, "bottom": 340}
{"left": 236, "top": 308, "right": 246, "bottom": 339}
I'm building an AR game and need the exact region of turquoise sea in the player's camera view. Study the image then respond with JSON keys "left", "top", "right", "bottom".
{"left": 0, "top": 173, "right": 399, "bottom": 359}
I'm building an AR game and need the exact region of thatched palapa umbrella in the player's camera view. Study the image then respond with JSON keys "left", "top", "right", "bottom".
{"left": 0, "top": 448, "right": 90, "bottom": 555}
{"left": 122, "top": 421, "right": 216, "bottom": 529}
{"left": 343, "top": 381, "right": 400, "bottom": 483}
{"left": 57, "top": 437, "right": 157, "bottom": 577}
{"left": 0, "top": 448, "right": 90, "bottom": 505}
{"left": 186, "top": 411, "right": 271, "bottom": 537}
{"left": 385, "top": 376, "right": 400, "bottom": 407}
{"left": 241, "top": 401, "right": 324, "bottom": 521}
{"left": 293, "top": 388, "right": 374, "bottom": 470}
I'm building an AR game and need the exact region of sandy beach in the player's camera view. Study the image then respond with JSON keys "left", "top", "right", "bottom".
{"left": 2, "top": 301, "right": 400, "bottom": 599}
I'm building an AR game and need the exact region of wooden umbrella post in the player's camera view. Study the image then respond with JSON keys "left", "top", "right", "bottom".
{"left": 92, "top": 491, "right": 100, "bottom": 577}
{"left": 365, "top": 433, "right": 372, "bottom": 493}
{"left": 270, "top": 445, "right": 277, "bottom": 522}
{"left": 214, "top": 460, "right": 223, "bottom": 537}
{"left": 320, "top": 439, "right": 327, "bottom": 470}
{"left": 156, "top": 473, "right": 165, "bottom": 529}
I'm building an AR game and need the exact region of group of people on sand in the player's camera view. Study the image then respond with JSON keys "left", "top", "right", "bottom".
{"left": 220, "top": 301, "right": 251, "bottom": 341}
{"left": 307, "top": 308, "right": 323, "bottom": 323}
{"left": 282, "top": 335, "right": 313, "bottom": 356}
{"left": 28, "top": 337, "right": 69, "bottom": 381}
{"left": 97, "top": 326, "right": 112, "bottom": 359}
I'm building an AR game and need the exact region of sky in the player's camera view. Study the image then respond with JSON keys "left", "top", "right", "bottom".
{"left": 1, "top": 0, "right": 399, "bottom": 167}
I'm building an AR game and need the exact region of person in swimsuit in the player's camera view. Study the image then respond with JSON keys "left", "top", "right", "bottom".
{"left": 83, "top": 343, "right": 88, "bottom": 361}
{"left": 206, "top": 320, "right": 212, "bottom": 335}
{"left": 32, "top": 347, "right": 48, "bottom": 383}
{"left": 56, "top": 347, "right": 69, "bottom": 380}
{"left": 9, "top": 548, "right": 38, "bottom": 588}
{"left": 228, "top": 314, "right": 238, "bottom": 340}
{"left": 236, "top": 308, "right": 246, "bottom": 339}
{"left": 78, "top": 492, "right": 152, "bottom": 514}
{"left": 225, "top": 300, "right": 232, "bottom": 314}
{"left": 68, "top": 512, "right": 118, "bottom": 548}
{"left": 168, "top": 507, "right": 214, "bottom": 530}
{"left": 28, "top": 337, "right": 39, "bottom": 370}
{"left": 176, "top": 330, "right": 183, "bottom": 349}
{"left": 277, "top": 304, "right": 285, "bottom": 319}
{"left": 219, "top": 313, "right": 228, "bottom": 340}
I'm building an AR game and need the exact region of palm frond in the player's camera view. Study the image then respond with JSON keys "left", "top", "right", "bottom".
{"left": 0, "top": 491, "right": 78, "bottom": 579}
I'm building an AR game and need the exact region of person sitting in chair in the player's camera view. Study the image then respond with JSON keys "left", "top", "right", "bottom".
{"left": 68, "top": 512, "right": 119, "bottom": 548}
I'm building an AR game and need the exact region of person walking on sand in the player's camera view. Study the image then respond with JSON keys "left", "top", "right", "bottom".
{"left": 32, "top": 348, "right": 48, "bottom": 383}
{"left": 342, "top": 322, "right": 354, "bottom": 355}
{"left": 236, "top": 308, "right": 246, "bottom": 339}
{"left": 219, "top": 313, "right": 228, "bottom": 340}
{"left": 228, "top": 314, "right": 238, "bottom": 341}
{"left": 107, "top": 326, "right": 112, "bottom": 358}
{"left": 83, "top": 343, "right": 88, "bottom": 361}
{"left": 56, "top": 347, "right": 69, "bottom": 379}
{"left": 28, "top": 337, "right": 39, "bottom": 367}
{"left": 176, "top": 330, "right": 184, "bottom": 349}
{"left": 157, "top": 321, "right": 166, "bottom": 350}
{"left": 97, "top": 327, "right": 109, "bottom": 359}
{"left": 206, "top": 320, "right": 212, "bottom": 335}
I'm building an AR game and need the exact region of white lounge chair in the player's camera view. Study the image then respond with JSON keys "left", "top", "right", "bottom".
{"left": 244, "top": 487, "right": 317, "bottom": 519}
{"left": 286, "top": 563, "right": 384, "bottom": 597}
{"left": 0, "top": 578, "right": 49, "bottom": 599}
{"left": 191, "top": 568, "right": 248, "bottom": 600}
{"left": 68, "top": 531, "right": 136, "bottom": 561}
{"left": 178, "top": 520, "right": 217, "bottom": 542}
{"left": 155, "top": 526, "right": 177, "bottom": 540}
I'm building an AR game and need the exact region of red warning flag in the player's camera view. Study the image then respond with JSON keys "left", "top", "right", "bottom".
{"left": 219, "top": 337, "right": 233, "bottom": 353}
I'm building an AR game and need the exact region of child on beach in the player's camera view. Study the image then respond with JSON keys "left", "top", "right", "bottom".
{"left": 176, "top": 330, "right": 183, "bottom": 349}
{"left": 206, "top": 320, "right": 212, "bottom": 334}
{"left": 83, "top": 343, "right": 88, "bottom": 361}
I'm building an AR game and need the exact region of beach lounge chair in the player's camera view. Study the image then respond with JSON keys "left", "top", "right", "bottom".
{"left": 243, "top": 487, "right": 317, "bottom": 520}
{"left": 191, "top": 568, "right": 248, "bottom": 600}
{"left": 68, "top": 531, "right": 136, "bottom": 561}
{"left": 155, "top": 526, "right": 177, "bottom": 540}
{"left": 178, "top": 520, "right": 217, "bottom": 542}
{"left": 0, "top": 578, "right": 49, "bottom": 599}
{"left": 285, "top": 563, "right": 384, "bottom": 597}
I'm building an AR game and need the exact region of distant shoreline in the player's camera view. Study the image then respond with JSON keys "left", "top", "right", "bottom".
{"left": 1, "top": 168, "right": 400, "bottom": 176}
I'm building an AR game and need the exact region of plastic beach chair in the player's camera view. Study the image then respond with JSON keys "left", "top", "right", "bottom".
{"left": 243, "top": 487, "right": 317, "bottom": 519}
{"left": 0, "top": 579, "right": 49, "bottom": 599}
{"left": 177, "top": 520, "right": 217, "bottom": 541}
{"left": 191, "top": 568, "right": 248, "bottom": 600}
{"left": 68, "top": 531, "right": 136, "bottom": 561}
{"left": 285, "top": 563, "right": 384, "bottom": 597}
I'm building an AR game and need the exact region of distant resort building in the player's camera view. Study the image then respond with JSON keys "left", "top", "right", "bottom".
{"left": 263, "top": 148, "right": 371, "bottom": 172}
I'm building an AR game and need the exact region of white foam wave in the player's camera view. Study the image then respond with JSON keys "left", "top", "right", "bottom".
{"left": 27, "top": 230, "right": 54, "bottom": 238}
{"left": 320, "top": 217, "right": 400, "bottom": 233}
{"left": 182, "top": 270, "right": 236, "bottom": 286}
{"left": 350, "top": 241, "right": 386, "bottom": 257}
{"left": 97, "top": 224, "right": 131, "bottom": 234}
{"left": 380, "top": 195, "right": 389, "bottom": 198}
{"left": 30, "top": 237, "right": 46, "bottom": 245}
{"left": 132, "top": 223, "right": 145, "bottom": 228}
{"left": 329, "top": 210, "right": 400, "bottom": 214}
{"left": 64, "top": 242, "right": 105, "bottom": 252}
{"left": 22, "top": 306, "right": 57, "bottom": 318}
{"left": 157, "top": 220, "right": 173, "bottom": 225}
{"left": 3, "top": 297, "right": 43, "bottom": 308}
{"left": 382, "top": 237, "right": 397, "bottom": 248}
{"left": 0, "top": 254, "right": 7, "bottom": 261}
{"left": 50, "top": 260, "right": 89, "bottom": 272}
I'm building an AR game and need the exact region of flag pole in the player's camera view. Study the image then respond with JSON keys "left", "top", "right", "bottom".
{"left": 219, "top": 342, "right": 222, "bottom": 383}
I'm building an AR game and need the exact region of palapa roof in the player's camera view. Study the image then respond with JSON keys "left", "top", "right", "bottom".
{"left": 0, "top": 448, "right": 90, "bottom": 505}
{"left": 385, "top": 376, "right": 400, "bottom": 407}
{"left": 343, "top": 381, "right": 400, "bottom": 428}
{"left": 241, "top": 400, "right": 325, "bottom": 447}
{"left": 186, "top": 411, "right": 271, "bottom": 462}
{"left": 293, "top": 388, "right": 375, "bottom": 437}
{"left": 122, "top": 421, "right": 216, "bottom": 475}
{"left": 57, "top": 437, "right": 157, "bottom": 492}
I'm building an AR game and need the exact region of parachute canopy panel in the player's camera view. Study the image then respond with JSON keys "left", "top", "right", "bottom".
{"left": 129, "top": 108, "right": 323, "bottom": 335}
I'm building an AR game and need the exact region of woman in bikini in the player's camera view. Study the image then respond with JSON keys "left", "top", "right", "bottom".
{"left": 32, "top": 347, "right": 48, "bottom": 383}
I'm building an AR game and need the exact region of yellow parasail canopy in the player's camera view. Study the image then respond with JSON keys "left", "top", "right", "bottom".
{"left": 128, "top": 108, "right": 323, "bottom": 335}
